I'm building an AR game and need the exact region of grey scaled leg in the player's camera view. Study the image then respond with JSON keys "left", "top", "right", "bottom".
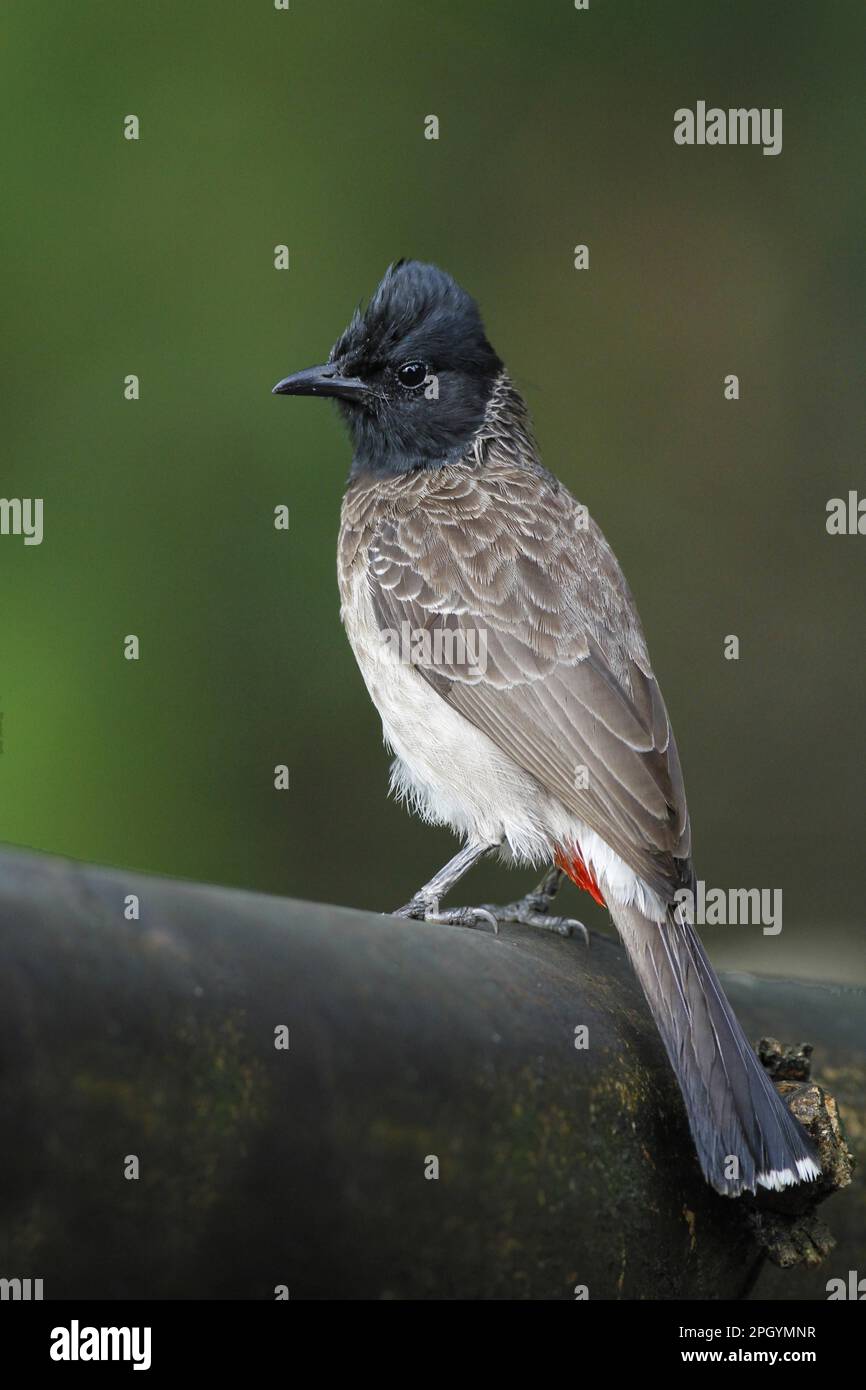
{"left": 481, "top": 866, "right": 588, "bottom": 942}
{"left": 392, "top": 841, "right": 500, "bottom": 930}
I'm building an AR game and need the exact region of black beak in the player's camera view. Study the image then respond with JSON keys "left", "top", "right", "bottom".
{"left": 271, "top": 363, "right": 368, "bottom": 402}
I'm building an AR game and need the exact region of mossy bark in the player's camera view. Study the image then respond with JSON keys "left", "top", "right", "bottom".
{"left": 0, "top": 847, "right": 859, "bottom": 1300}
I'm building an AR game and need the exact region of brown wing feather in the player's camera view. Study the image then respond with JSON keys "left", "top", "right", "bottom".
{"left": 343, "top": 459, "right": 691, "bottom": 900}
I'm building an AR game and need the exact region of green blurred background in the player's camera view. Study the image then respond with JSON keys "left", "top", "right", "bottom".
{"left": 1, "top": 0, "right": 863, "bottom": 982}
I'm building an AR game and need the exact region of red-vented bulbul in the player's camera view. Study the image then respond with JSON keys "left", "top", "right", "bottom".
{"left": 273, "top": 260, "right": 819, "bottom": 1197}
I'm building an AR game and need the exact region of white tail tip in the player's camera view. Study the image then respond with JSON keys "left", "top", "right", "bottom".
{"left": 756, "top": 1156, "right": 821, "bottom": 1191}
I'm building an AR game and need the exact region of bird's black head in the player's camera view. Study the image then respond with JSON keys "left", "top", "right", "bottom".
{"left": 272, "top": 261, "right": 503, "bottom": 475}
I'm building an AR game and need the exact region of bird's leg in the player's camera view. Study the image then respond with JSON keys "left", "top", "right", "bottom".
{"left": 392, "top": 841, "right": 500, "bottom": 930}
{"left": 393, "top": 853, "right": 587, "bottom": 941}
{"left": 481, "top": 866, "right": 588, "bottom": 942}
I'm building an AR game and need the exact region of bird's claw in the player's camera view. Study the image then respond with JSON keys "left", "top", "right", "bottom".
{"left": 480, "top": 901, "right": 589, "bottom": 944}
{"left": 431, "top": 905, "right": 499, "bottom": 932}
{"left": 392, "top": 897, "right": 499, "bottom": 933}
{"left": 392, "top": 869, "right": 588, "bottom": 942}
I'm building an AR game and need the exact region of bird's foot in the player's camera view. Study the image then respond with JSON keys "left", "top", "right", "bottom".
{"left": 392, "top": 894, "right": 499, "bottom": 932}
{"left": 478, "top": 891, "right": 589, "bottom": 943}
{"left": 392, "top": 863, "right": 588, "bottom": 941}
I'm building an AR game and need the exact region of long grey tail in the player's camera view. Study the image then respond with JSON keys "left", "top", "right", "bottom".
{"left": 610, "top": 902, "right": 821, "bottom": 1196}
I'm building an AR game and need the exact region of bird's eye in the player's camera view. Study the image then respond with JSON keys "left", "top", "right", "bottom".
{"left": 396, "top": 360, "right": 427, "bottom": 389}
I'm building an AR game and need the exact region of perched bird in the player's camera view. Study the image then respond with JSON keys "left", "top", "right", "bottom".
{"left": 273, "top": 260, "right": 820, "bottom": 1197}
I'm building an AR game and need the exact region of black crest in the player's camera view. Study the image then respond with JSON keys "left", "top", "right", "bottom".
{"left": 331, "top": 261, "right": 503, "bottom": 475}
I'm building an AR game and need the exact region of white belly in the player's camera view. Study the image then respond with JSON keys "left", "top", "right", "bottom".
{"left": 340, "top": 567, "right": 666, "bottom": 919}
